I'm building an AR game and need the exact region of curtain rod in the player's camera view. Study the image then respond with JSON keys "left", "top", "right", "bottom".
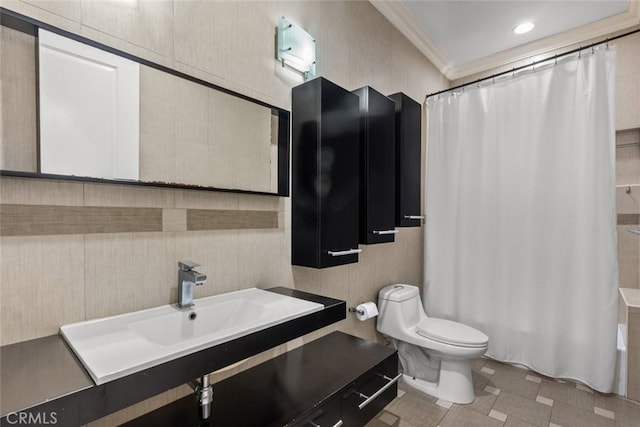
{"left": 425, "top": 27, "right": 640, "bottom": 102}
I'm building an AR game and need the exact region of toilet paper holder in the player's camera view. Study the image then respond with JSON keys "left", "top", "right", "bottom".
{"left": 348, "top": 302, "right": 379, "bottom": 321}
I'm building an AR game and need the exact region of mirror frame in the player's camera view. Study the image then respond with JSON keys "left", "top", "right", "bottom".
{"left": 0, "top": 8, "right": 290, "bottom": 197}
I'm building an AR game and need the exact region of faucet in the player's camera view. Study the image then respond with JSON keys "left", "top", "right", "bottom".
{"left": 178, "top": 261, "right": 207, "bottom": 309}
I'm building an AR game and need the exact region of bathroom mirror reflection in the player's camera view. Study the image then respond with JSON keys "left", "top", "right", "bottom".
{"left": 0, "top": 10, "right": 289, "bottom": 196}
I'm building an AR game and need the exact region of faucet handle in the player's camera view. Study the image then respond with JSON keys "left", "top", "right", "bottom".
{"left": 179, "top": 261, "right": 200, "bottom": 271}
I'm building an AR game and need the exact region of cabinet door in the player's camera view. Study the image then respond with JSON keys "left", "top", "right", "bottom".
{"left": 389, "top": 93, "right": 422, "bottom": 227}
{"left": 292, "top": 78, "right": 360, "bottom": 268}
{"left": 354, "top": 87, "right": 397, "bottom": 244}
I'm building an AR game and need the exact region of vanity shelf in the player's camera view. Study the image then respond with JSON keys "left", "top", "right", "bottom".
{"left": 123, "top": 331, "right": 399, "bottom": 427}
{"left": 0, "top": 288, "right": 345, "bottom": 426}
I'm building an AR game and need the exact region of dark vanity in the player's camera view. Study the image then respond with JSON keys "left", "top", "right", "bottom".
{"left": 0, "top": 288, "right": 347, "bottom": 427}
{"left": 123, "top": 332, "right": 398, "bottom": 427}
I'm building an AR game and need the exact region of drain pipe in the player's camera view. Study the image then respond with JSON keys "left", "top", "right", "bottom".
{"left": 188, "top": 374, "right": 213, "bottom": 420}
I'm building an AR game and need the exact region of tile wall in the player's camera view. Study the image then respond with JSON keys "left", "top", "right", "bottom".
{"left": 612, "top": 33, "right": 639, "bottom": 403}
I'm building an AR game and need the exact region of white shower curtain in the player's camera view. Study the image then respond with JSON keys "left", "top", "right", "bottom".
{"left": 425, "top": 47, "right": 618, "bottom": 392}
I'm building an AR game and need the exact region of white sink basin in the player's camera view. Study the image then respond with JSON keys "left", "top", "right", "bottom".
{"left": 60, "top": 288, "right": 323, "bottom": 385}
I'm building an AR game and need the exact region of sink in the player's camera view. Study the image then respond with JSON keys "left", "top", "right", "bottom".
{"left": 60, "top": 288, "right": 324, "bottom": 385}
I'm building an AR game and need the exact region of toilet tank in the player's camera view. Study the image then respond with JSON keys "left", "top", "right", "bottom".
{"left": 377, "top": 284, "right": 424, "bottom": 337}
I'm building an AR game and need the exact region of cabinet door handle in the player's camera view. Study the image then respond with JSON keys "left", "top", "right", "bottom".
{"left": 373, "top": 229, "right": 399, "bottom": 235}
{"left": 403, "top": 215, "right": 425, "bottom": 220}
{"left": 355, "top": 372, "right": 402, "bottom": 410}
{"left": 327, "top": 249, "right": 362, "bottom": 257}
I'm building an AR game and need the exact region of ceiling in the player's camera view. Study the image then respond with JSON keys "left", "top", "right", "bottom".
{"left": 371, "top": 0, "right": 640, "bottom": 80}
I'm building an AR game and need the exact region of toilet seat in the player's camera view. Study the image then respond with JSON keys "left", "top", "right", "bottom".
{"left": 416, "top": 318, "right": 489, "bottom": 348}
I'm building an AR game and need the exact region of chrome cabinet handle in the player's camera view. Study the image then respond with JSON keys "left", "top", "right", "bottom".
{"left": 403, "top": 215, "right": 425, "bottom": 220}
{"left": 309, "top": 418, "right": 343, "bottom": 427}
{"left": 327, "top": 249, "right": 362, "bottom": 257}
{"left": 373, "top": 229, "right": 398, "bottom": 235}
{"left": 356, "top": 372, "right": 402, "bottom": 410}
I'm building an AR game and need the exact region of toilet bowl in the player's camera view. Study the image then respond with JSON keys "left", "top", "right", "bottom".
{"left": 377, "top": 284, "right": 489, "bottom": 404}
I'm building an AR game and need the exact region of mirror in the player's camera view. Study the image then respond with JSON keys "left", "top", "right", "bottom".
{"left": 0, "top": 9, "right": 290, "bottom": 196}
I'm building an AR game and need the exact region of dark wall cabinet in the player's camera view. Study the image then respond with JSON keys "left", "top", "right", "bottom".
{"left": 353, "top": 86, "right": 397, "bottom": 244}
{"left": 292, "top": 77, "right": 361, "bottom": 268}
{"left": 389, "top": 93, "right": 423, "bottom": 227}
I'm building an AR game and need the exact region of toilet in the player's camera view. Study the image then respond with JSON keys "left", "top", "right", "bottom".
{"left": 377, "top": 284, "right": 489, "bottom": 404}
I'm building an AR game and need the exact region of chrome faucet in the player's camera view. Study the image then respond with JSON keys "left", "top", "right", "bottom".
{"left": 178, "top": 261, "right": 207, "bottom": 309}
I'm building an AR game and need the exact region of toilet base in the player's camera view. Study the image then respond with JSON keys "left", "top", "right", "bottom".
{"left": 401, "top": 358, "right": 476, "bottom": 404}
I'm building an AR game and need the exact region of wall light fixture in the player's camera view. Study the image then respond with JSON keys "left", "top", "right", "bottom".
{"left": 276, "top": 17, "right": 316, "bottom": 79}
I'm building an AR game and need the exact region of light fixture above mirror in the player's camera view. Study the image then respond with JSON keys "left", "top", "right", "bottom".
{"left": 276, "top": 16, "right": 316, "bottom": 79}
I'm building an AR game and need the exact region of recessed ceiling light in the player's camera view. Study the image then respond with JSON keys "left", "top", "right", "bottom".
{"left": 513, "top": 22, "right": 535, "bottom": 35}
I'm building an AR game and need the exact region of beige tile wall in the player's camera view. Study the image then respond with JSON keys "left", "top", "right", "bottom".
{"left": 618, "top": 185, "right": 640, "bottom": 289}
{"left": 0, "top": 0, "right": 445, "bottom": 423}
{"left": 615, "top": 33, "right": 640, "bottom": 131}
{"left": 0, "top": 26, "right": 37, "bottom": 172}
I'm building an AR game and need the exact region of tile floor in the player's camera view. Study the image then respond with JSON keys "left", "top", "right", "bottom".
{"left": 367, "top": 358, "right": 640, "bottom": 427}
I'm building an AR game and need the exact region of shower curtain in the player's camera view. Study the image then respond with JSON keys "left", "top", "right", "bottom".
{"left": 425, "top": 47, "right": 618, "bottom": 392}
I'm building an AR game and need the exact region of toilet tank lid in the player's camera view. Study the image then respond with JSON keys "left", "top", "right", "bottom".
{"left": 378, "top": 284, "right": 419, "bottom": 302}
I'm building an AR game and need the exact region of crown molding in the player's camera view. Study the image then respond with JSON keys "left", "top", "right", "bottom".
{"left": 370, "top": 0, "right": 640, "bottom": 81}
{"left": 369, "top": 0, "right": 453, "bottom": 76}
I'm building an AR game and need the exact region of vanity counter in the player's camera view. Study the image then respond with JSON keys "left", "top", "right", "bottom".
{"left": 0, "top": 287, "right": 345, "bottom": 426}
